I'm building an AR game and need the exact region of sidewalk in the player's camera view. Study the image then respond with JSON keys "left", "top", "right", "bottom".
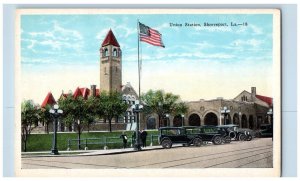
{"left": 78, "top": 145, "right": 164, "bottom": 156}
{"left": 21, "top": 145, "right": 167, "bottom": 157}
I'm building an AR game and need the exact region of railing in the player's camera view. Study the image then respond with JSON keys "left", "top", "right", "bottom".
{"left": 67, "top": 134, "right": 159, "bottom": 150}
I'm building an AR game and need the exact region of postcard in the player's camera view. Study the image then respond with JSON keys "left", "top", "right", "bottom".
{"left": 15, "top": 9, "right": 281, "bottom": 177}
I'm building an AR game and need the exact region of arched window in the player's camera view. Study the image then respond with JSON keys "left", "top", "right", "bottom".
{"left": 104, "top": 48, "right": 108, "bottom": 57}
{"left": 113, "top": 48, "right": 118, "bottom": 57}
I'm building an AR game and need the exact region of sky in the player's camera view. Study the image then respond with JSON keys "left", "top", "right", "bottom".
{"left": 20, "top": 13, "right": 274, "bottom": 104}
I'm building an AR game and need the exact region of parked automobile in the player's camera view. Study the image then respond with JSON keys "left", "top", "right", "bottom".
{"left": 257, "top": 124, "right": 273, "bottom": 137}
{"left": 158, "top": 127, "right": 203, "bottom": 149}
{"left": 184, "top": 126, "right": 230, "bottom": 145}
{"left": 216, "top": 124, "right": 253, "bottom": 141}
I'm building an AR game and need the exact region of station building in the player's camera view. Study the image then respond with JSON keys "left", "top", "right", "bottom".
{"left": 40, "top": 29, "right": 272, "bottom": 132}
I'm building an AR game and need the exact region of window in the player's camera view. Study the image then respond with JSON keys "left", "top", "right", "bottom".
{"left": 116, "top": 66, "right": 118, "bottom": 72}
{"left": 104, "top": 67, "right": 107, "bottom": 75}
{"left": 104, "top": 48, "right": 108, "bottom": 57}
{"left": 241, "top": 95, "right": 248, "bottom": 102}
{"left": 113, "top": 48, "right": 118, "bottom": 57}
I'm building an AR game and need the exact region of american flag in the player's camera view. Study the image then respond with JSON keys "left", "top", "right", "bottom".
{"left": 139, "top": 22, "right": 165, "bottom": 48}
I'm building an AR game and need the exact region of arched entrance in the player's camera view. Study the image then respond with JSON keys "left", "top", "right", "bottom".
{"left": 241, "top": 114, "right": 247, "bottom": 128}
{"left": 188, "top": 114, "right": 201, "bottom": 126}
{"left": 173, "top": 115, "right": 183, "bottom": 127}
{"left": 233, "top": 113, "right": 239, "bottom": 125}
{"left": 146, "top": 117, "right": 156, "bottom": 129}
{"left": 249, "top": 115, "right": 254, "bottom": 129}
{"left": 204, "top": 112, "right": 218, "bottom": 125}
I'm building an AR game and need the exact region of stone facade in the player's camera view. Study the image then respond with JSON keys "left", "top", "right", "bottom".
{"left": 100, "top": 30, "right": 122, "bottom": 93}
{"left": 142, "top": 87, "right": 272, "bottom": 130}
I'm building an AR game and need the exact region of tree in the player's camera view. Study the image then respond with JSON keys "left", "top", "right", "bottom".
{"left": 85, "top": 96, "right": 98, "bottom": 132}
{"left": 95, "top": 91, "right": 127, "bottom": 132}
{"left": 39, "top": 104, "right": 52, "bottom": 134}
{"left": 58, "top": 95, "right": 91, "bottom": 149}
{"left": 21, "top": 100, "right": 40, "bottom": 152}
{"left": 141, "top": 90, "right": 188, "bottom": 127}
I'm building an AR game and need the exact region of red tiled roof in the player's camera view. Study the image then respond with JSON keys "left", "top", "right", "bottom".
{"left": 80, "top": 88, "right": 90, "bottom": 99}
{"left": 256, "top": 95, "right": 273, "bottom": 106}
{"left": 73, "top": 87, "right": 83, "bottom": 98}
{"left": 41, "top": 92, "right": 56, "bottom": 108}
{"left": 101, "top": 29, "right": 120, "bottom": 47}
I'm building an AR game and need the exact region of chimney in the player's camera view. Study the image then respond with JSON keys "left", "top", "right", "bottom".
{"left": 91, "top": 85, "right": 96, "bottom": 97}
{"left": 251, "top": 87, "right": 256, "bottom": 96}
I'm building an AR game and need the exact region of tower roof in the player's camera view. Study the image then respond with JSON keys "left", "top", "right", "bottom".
{"left": 41, "top": 92, "right": 57, "bottom": 108}
{"left": 101, "top": 29, "right": 120, "bottom": 47}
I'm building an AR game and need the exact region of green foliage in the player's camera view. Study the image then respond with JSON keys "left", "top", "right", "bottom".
{"left": 39, "top": 105, "right": 52, "bottom": 133}
{"left": 21, "top": 100, "right": 41, "bottom": 152}
{"left": 141, "top": 90, "right": 188, "bottom": 126}
{"left": 94, "top": 91, "right": 128, "bottom": 132}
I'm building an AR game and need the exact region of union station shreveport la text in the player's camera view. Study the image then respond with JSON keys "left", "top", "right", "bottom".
{"left": 37, "top": 29, "right": 273, "bottom": 133}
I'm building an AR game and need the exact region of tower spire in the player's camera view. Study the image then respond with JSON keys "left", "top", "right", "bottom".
{"left": 101, "top": 29, "right": 120, "bottom": 47}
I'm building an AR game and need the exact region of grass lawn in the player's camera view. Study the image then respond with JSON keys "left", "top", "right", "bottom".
{"left": 25, "top": 130, "right": 159, "bottom": 152}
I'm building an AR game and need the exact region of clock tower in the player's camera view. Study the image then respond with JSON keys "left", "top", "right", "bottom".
{"left": 100, "top": 29, "right": 122, "bottom": 93}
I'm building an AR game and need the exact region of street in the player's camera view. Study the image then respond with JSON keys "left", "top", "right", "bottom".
{"left": 22, "top": 138, "right": 273, "bottom": 169}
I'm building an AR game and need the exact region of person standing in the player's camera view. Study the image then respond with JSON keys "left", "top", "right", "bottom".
{"left": 141, "top": 129, "right": 148, "bottom": 148}
{"left": 120, "top": 131, "right": 128, "bottom": 149}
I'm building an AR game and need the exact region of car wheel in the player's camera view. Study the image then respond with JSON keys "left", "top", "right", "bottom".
{"left": 161, "top": 139, "right": 172, "bottom": 149}
{"left": 229, "top": 131, "right": 236, "bottom": 139}
{"left": 213, "top": 136, "right": 222, "bottom": 145}
{"left": 247, "top": 135, "right": 253, "bottom": 141}
{"left": 239, "top": 134, "right": 246, "bottom": 141}
{"left": 224, "top": 136, "right": 231, "bottom": 143}
{"left": 193, "top": 138, "right": 202, "bottom": 147}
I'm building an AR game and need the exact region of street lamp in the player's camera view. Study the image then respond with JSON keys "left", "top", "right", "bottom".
{"left": 238, "top": 112, "right": 242, "bottom": 127}
{"left": 165, "top": 114, "right": 170, "bottom": 127}
{"left": 181, "top": 114, "right": 185, "bottom": 127}
{"left": 267, "top": 108, "right": 273, "bottom": 124}
{"left": 220, "top": 106, "right": 230, "bottom": 125}
{"left": 267, "top": 108, "right": 273, "bottom": 141}
{"left": 131, "top": 100, "right": 143, "bottom": 151}
{"left": 49, "top": 104, "right": 63, "bottom": 155}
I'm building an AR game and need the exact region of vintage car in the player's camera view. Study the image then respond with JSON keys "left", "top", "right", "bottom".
{"left": 184, "top": 126, "right": 230, "bottom": 145}
{"left": 158, "top": 127, "right": 203, "bottom": 149}
{"left": 257, "top": 124, "right": 273, "bottom": 137}
{"left": 216, "top": 124, "right": 253, "bottom": 141}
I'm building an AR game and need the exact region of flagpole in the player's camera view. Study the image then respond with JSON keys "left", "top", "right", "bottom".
{"left": 134, "top": 19, "right": 141, "bottom": 151}
{"left": 137, "top": 20, "right": 141, "bottom": 98}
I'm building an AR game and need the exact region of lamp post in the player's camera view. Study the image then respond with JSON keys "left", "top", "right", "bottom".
{"left": 267, "top": 108, "right": 273, "bottom": 141}
{"left": 131, "top": 100, "right": 143, "bottom": 151}
{"left": 49, "top": 104, "right": 63, "bottom": 155}
{"left": 220, "top": 106, "right": 230, "bottom": 125}
{"left": 158, "top": 102, "right": 162, "bottom": 127}
{"left": 181, "top": 114, "right": 185, "bottom": 127}
{"left": 165, "top": 114, "right": 170, "bottom": 127}
{"left": 238, "top": 112, "right": 242, "bottom": 127}
{"left": 267, "top": 108, "right": 273, "bottom": 124}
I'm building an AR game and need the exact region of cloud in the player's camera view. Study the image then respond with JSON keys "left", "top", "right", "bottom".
{"left": 115, "top": 25, "right": 135, "bottom": 38}
{"left": 230, "top": 39, "right": 262, "bottom": 48}
{"left": 236, "top": 24, "right": 263, "bottom": 35}
{"left": 249, "top": 25, "right": 263, "bottom": 35}
{"left": 22, "top": 21, "right": 84, "bottom": 53}
{"left": 96, "top": 28, "right": 110, "bottom": 40}
{"left": 53, "top": 21, "right": 83, "bottom": 40}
